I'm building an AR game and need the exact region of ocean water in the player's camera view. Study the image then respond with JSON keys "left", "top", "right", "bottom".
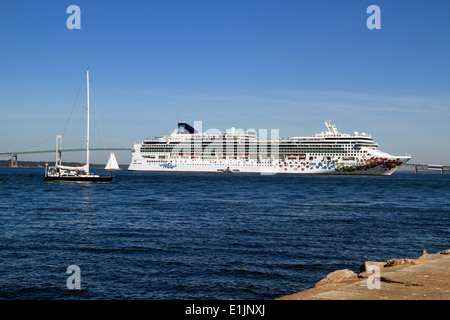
{"left": 0, "top": 167, "right": 448, "bottom": 300}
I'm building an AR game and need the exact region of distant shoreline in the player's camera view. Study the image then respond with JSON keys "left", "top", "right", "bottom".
{"left": 0, "top": 160, "right": 126, "bottom": 169}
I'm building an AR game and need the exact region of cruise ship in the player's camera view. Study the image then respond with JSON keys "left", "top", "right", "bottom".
{"left": 128, "top": 121, "right": 411, "bottom": 175}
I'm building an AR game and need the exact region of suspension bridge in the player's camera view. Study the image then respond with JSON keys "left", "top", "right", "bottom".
{"left": 0, "top": 148, "right": 130, "bottom": 167}
{"left": 1, "top": 149, "right": 448, "bottom": 174}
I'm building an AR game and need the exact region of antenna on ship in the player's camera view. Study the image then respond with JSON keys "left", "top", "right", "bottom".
{"left": 324, "top": 120, "right": 339, "bottom": 135}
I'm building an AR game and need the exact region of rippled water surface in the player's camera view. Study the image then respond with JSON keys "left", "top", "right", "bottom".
{"left": 0, "top": 168, "right": 449, "bottom": 299}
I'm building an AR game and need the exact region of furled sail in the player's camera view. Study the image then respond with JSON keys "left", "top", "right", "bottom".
{"left": 56, "top": 164, "right": 89, "bottom": 172}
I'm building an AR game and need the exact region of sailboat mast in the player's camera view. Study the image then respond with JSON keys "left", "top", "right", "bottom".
{"left": 86, "top": 69, "right": 90, "bottom": 174}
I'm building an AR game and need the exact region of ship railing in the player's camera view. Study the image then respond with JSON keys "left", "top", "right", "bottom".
{"left": 144, "top": 136, "right": 163, "bottom": 141}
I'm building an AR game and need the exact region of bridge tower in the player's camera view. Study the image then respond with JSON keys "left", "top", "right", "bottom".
{"left": 55, "top": 134, "right": 62, "bottom": 166}
{"left": 10, "top": 153, "right": 18, "bottom": 167}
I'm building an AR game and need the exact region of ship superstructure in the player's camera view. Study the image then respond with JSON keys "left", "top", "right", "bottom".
{"left": 128, "top": 121, "right": 410, "bottom": 175}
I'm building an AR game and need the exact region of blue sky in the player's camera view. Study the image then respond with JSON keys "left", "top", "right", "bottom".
{"left": 0, "top": 0, "right": 449, "bottom": 165}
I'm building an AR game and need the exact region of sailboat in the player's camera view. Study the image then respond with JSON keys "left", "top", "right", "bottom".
{"left": 44, "top": 69, "right": 113, "bottom": 182}
{"left": 105, "top": 153, "right": 120, "bottom": 171}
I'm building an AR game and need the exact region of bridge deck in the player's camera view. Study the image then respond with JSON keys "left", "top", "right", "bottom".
{"left": 0, "top": 147, "right": 129, "bottom": 157}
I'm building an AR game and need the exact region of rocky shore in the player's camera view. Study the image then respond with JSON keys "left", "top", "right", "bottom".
{"left": 277, "top": 249, "right": 450, "bottom": 300}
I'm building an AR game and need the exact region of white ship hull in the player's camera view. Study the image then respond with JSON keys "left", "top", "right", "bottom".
{"left": 128, "top": 121, "right": 410, "bottom": 176}
{"left": 128, "top": 154, "right": 410, "bottom": 176}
